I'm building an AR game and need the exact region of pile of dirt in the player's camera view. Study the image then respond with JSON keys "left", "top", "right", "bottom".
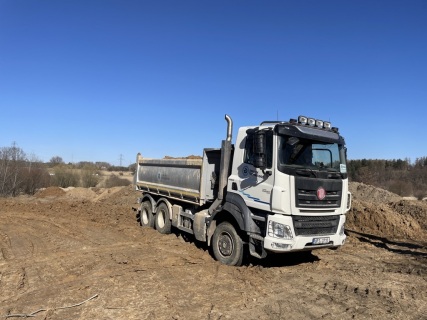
{"left": 347, "top": 182, "right": 427, "bottom": 242}
{"left": 163, "top": 155, "right": 202, "bottom": 159}
{"left": 35, "top": 187, "right": 66, "bottom": 198}
{"left": 93, "top": 186, "right": 131, "bottom": 203}
{"left": 346, "top": 199, "right": 425, "bottom": 240}
{"left": 34, "top": 186, "right": 134, "bottom": 204}
{"left": 64, "top": 187, "right": 98, "bottom": 200}
{"left": 389, "top": 200, "right": 427, "bottom": 231}
{"left": 349, "top": 181, "right": 401, "bottom": 203}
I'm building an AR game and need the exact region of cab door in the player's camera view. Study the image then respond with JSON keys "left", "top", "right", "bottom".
{"left": 235, "top": 129, "right": 274, "bottom": 211}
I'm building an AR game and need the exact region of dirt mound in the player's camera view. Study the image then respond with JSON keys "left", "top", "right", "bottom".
{"left": 35, "top": 187, "right": 66, "bottom": 198}
{"left": 93, "top": 186, "right": 132, "bottom": 203}
{"left": 64, "top": 187, "right": 98, "bottom": 200}
{"left": 349, "top": 182, "right": 401, "bottom": 203}
{"left": 163, "top": 155, "right": 202, "bottom": 159}
{"left": 346, "top": 199, "right": 426, "bottom": 241}
{"left": 389, "top": 200, "right": 427, "bottom": 231}
{"left": 346, "top": 182, "right": 427, "bottom": 242}
{"left": 33, "top": 186, "right": 134, "bottom": 203}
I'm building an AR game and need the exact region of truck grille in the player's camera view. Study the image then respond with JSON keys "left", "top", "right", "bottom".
{"left": 293, "top": 215, "right": 340, "bottom": 236}
{"left": 295, "top": 177, "right": 342, "bottom": 208}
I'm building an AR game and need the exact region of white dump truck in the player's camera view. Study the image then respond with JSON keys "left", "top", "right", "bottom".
{"left": 134, "top": 115, "right": 351, "bottom": 266}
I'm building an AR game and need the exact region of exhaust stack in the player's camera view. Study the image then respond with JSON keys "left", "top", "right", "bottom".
{"left": 209, "top": 114, "right": 233, "bottom": 214}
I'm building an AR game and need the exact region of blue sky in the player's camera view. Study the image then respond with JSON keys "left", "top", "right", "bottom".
{"left": 1, "top": 0, "right": 426, "bottom": 166}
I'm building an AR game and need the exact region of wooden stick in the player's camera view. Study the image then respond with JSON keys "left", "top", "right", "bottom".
{"left": 3, "top": 294, "right": 98, "bottom": 318}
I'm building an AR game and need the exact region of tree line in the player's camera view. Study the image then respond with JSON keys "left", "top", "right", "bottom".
{"left": 2, "top": 142, "right": 426, "bottom": 199}
{"left": 347, "top": 157, "right": 427, "bottom": 199}
{"left": 0, "top": 143, "right": 133, "bottom": 197}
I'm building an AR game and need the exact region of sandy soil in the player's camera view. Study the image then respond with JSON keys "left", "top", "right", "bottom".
{"left": 0, "top": 183, "right": 426, "bottom": 319}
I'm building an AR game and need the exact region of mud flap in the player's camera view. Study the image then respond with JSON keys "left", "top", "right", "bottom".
{"left": 249, "top": 234, "right": 267, "bottom": 259}
{"left": 193, "top": 210, "right": 209, "bottom": 242}
{"left": 206, "top": 220, "right": 216, "bottom": 246}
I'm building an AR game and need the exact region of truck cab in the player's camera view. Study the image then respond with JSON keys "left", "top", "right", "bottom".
{"left": 226, "top": 116, "right": 351, "bottom": 258}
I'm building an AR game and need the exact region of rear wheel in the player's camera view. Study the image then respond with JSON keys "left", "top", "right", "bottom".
{"left": 212, "top": 222, "right": 244, "bottom": 266}
{"left": 140, "top": 201, "right": 154, "bottom": 228}
{"left": 155, "top": 202, "right": 172, "bottom": 234}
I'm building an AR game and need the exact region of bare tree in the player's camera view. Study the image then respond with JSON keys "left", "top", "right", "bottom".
{"left": 23, "top": 154, "right": 50, "bottom": 194}
{"left": 49, "top": 156, "right": 64, "bottom": 166}
{"left": 81, "top": 164, "right": 99, "bottom": 188}
{"left": 0, "top": 142, "right": 27, "bottom": 196}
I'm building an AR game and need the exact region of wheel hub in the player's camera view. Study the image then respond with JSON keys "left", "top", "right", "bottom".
{"left": 218, "top": 232, "right": 234, "bottom": 257}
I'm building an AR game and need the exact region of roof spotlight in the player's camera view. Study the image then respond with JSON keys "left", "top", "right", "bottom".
{"left": 315, "top": 120, "right": 323, "bottom": 128}
{"left": 308, "top": 118, "right": 316, "bottom": 126}
{"left": 298, "top": 116, "right": 308, "bottom": 125}
{"left": 323, "top": 122, "right": 332, "bottom": 130}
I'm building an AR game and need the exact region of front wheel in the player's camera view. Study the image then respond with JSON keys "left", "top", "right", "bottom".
{"left": 212, "top": 222, "right": 244, "bottom": 266}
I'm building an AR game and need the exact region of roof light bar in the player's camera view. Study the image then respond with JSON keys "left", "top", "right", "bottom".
{"left": 297, "top": 115, "right": 333, "bottom": 130}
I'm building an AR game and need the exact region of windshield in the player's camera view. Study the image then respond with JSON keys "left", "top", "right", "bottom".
{"left": 278, "top": 135, "right": 345, "bottom": 172}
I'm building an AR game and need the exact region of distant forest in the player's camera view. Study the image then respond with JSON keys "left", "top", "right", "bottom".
{"left": 347, "top": 157, "right": 427, "bottom": 199}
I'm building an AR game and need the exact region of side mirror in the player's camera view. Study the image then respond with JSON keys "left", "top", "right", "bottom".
{"left": 253, "top": 131, "right": 266, "bottom": 169}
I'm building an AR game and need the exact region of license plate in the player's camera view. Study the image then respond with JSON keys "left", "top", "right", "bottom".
{"left": 312, "top": 237, "right": 330, "bottom": 245}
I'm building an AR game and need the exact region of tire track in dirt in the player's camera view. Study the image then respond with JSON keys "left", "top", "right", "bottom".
{"left": 0, "top": 231, "right": 14, "bottom": 261}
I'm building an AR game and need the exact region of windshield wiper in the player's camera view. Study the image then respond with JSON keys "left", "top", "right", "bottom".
{"left": 327, "top": 172, "right": 343, "bottom": 179}
{"left": 295, "top": 168, "right": 317, "bottom": 177}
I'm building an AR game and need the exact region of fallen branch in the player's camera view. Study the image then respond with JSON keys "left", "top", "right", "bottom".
{"left": 55, "top": 294, "right": 98, "bottom": 310}
{"left": 3, "top": 294, "right": 98, "bottom": 319}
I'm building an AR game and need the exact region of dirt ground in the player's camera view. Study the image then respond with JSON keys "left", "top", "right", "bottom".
{"left": 1, "top": 183, "right": 426, "bottom": 320}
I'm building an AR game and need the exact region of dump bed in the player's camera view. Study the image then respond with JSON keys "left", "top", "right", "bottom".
{"left": 135, "top": 150, "right": 221, "bottom": 205}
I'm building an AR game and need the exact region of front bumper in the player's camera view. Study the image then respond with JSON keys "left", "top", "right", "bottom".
{"left": 263, "top": 213, "right": 346, "bottom": 253}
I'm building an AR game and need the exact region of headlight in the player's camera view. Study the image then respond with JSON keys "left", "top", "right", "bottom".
{"left": 268, "top": 221, "right": 293, "bottom": 239}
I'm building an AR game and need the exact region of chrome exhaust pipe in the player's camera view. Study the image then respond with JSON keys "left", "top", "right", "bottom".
{"left": 225, "top": 114, "right": 233, "bottom": 142}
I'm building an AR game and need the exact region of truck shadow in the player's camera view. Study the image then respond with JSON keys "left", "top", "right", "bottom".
{"left": 249, "top": 251, "right": 320, "bottom": 268}
{"left": 174, "top": 230, "right": 320, "bottom": 267}
{"left": 346, "top": 229, "right": 427, "bottom": 258}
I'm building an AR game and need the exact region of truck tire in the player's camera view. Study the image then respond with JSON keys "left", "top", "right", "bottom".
{"left": 155, "top": 202, "right": 172, "bottom": 234}
{"left": 140, "top": 201, "right": 154, "bottom": 228}
{"left": 212, "top": 221, "right": 244, "bottom": 266}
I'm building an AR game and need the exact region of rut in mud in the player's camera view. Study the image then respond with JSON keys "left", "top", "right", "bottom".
{"left": 0, "top": 183, "right": 426, "bottom": 319}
